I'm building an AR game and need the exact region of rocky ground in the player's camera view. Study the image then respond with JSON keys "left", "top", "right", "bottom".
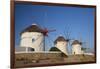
{"left": 15, "top": 54, "right": 95, "bottom": 68}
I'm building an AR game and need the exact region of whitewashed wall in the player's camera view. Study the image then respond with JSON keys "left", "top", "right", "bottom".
{"left": 72, "top": 44, "right": 82, "bottom": 54}
{"left": 55, "top": 41, "right": 68, "bottom": 55}
{"left": 20, "top": 32, "right": 44, "bottom": 52}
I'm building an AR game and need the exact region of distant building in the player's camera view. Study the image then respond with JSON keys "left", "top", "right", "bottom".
{"left": 20, "top": 24, "right": 44, "bottom": 52}
{"left": 54, "top": 36, "right": 68, "bottom": 55}
{"left": 72, "top": 40, "right": 82, "bottom": 55}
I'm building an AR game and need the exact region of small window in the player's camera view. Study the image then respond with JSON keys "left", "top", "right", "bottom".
{"left": 32, "top": 38, "right": 35, "bottom": 43}
{"left": 31, "top": 48, "right": 35, "bottom": 51}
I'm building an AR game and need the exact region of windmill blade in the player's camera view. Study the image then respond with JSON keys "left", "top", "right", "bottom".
{"left": 67, "top": 32, "right": 71, "bottom": 40}
{"left": 68, "top": 39, "right": 74, "bottom": 46}
{"left": 78, "top": 32, "right": 82, "bottom": 42}
{"left": 38, "top": 37, "right": 45, "bottom": 51}
{"left": 63, "top": 23, "right": 75, "bottom": 47}
{"left": 67, "top": 25, "right": 72, "bottom": 40}
{"left": 46, "top": 35, "right": 56, "bottom": 51}
{"left": 46, "top": 36, "right": 53, "bottom": 50}
{"left": 47, "top": 36, "right": 54, "bottom": 46}
{"left": 63, "top": 23, "right": 72, "bottom": 40}
{"left": 36, "top": 23, "right": 43, "bottom": 29}
{"left": 78, "top": 32, "right": 87, "bottom": 45}
{"left": 31, "top": 9, "right": 47, "bottom": 29}
{"left": 64, "top": 27, "right": 69, "bottom": 39}
{"left": 41, "top": 11, "right": 48, "bottom": 29}
{"left": 38, "top": 11, "right": 48, "bottom": 30}
{"left": 49, "top": 32, "right": 57, "bottom": 36}
{"left": 30, "top": 15, "right": 45, "bottom": 30}
{"left": 47, "top": 36, "right": 54, "bottom": 45}
{"left": 34, "top": 34, "right": 43, "bottom": 42}
{"left": 83, "top": 41, "right": 90, "bottom": 52}
{"left": 48, "top": 29, "right": 56, "bottom": 32}
{"left": 78, "top": 32, "right": 90, "bottom": 52}
{"left": 63, "top": 32, "right": 67, "bottom": 39}
{"left": 44, "top": 11, "right": 47, "bottom": 24}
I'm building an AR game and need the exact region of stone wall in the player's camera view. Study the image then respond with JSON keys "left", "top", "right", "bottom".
{"left": 15, "top": 52, "right": 63, "bottom": 61}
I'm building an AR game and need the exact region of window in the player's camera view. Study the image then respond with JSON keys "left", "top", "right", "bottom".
{"left": 32, "top": 38, "right": 35, "bottom": 43}
{"left": 31, "top": 48, "right": 35, "bottom": 51}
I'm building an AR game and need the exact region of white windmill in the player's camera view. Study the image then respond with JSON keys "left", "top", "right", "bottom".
{"left": 71, "top": 40, "right": 82, "bottom": 55}
{"left": 20, "top": 23, "right": 56, "bottom": 52}
{"left": 54, "top": 36, "right": 68, "bottom": 55}
{"left": 20, "top": 24, "right": 44, "bottom": 52}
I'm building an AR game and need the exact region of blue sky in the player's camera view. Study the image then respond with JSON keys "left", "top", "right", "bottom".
{"left": 15, "top": 3, "right": 95, "bottom": 53}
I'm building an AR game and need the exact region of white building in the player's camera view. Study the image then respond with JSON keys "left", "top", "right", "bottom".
{"left": 20, "top": 24, "right": 44, "bottom": 52}
{"left": 72, "top": 40, "right": 82, "bottom": 55}
{"left": 54, "top": 36, "right": 68, "bottom": 55}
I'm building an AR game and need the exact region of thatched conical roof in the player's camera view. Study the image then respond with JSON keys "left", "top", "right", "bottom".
{"left": 72, "top": 40, "right": 82, "bottom": 45}
{"left": 20, "top": 24, "right": 43, "bottom": 35}
{"left": 54, "top": 36, "right": 67, "bottom": 44}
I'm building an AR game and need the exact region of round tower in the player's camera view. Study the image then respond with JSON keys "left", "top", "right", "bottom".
{"left": 54, "top": 36, "right": 68, "bottom": 55}
{"left": 20, "top": 24, "right": 44, "bottom": 52}
{"left": 72, "top": 40, "right": 82, "bottom": 55}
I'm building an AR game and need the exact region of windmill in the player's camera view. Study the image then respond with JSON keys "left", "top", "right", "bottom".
{"left": 78, "top": 32, "right": 88, "bottom": 54}
{"left": 40, "top": 27, "right": 56, "bottom": 51}
{"left": 63, "top": 23, "right": 76, "bottom": 53}
{"left": 30, "top": 9, "right": 56, "bottom": 51}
